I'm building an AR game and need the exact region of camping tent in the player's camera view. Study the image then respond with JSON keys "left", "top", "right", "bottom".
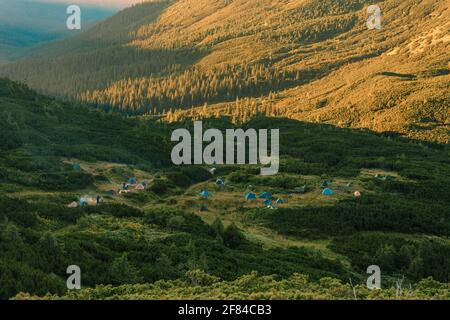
{"left": 135, "top": 184, "right": 145, "bottom": 190}
{"left": 276, "top": 198, "right": 285, "bottom": 204}
{"left": 210, "top": 168, "right": 216, "bottom": 175}
{"left": 322, "top": 180, "right": 331, "bottom": 188}
{"left": 128, "top": 177, "right": 137, "bottom": 185}
{"left": 268, "top": 205, "right": 278, "bottom": 210}
{"left": 199, "top": 190, "right": 210, "bottom": 197}
{"left": 245, "top": 192, "right": 257, "bottom": 200}
{"left": 259, "top": 192, "right": 272, "bottom": 199}
{"left": 215, "top": 179, "right": 225, "bottom": 187}
{"left": 263, "top": 199, "right": 272, "bottom": 206}
{"left": 106, "top": 189, "right": 115, "bottom": 195}
{"left": 67, "top": 201, "right": 78, "bottom": 208}
{"left": 81, "top": 196, "right": 98, "bottom": 206}
{"left": 322, "top": 188, "right": 334, "bottom": 196}
{"left": 72, "top": 163, "right": 81, "bottom": 171}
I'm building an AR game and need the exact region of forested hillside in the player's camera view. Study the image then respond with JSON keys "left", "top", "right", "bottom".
{"left": 1, "top": 79, "right": 449, "bottom": 300}
{"left": 1, "top": 0, "right": 448, "bottom": 142}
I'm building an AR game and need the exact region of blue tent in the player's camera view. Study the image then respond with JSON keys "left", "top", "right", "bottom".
{"left": 276, "top": 198, "right": 285, "bottom": 204}
{"left": 322, "top": 188, "right": 334, "bottom": 196}
{"left": 72, "top": 163, "right": 81, "bottom": 172}
{"left": 199, "top": 190, "right": 210, "bottom": 198}
{"left": 322, "top": 180, "right": 331, "bottom": 188}
{"left": 245, "top": 192, "right": 257, "bottom": 200}
{"left": 259, "top": 192, "right": 272, "bottom": 199}
{"left": 128, "top": 177, "right": 137, "bottom": 185}
{"left": 263, "top": 199, "right": 272, "bottom": 206}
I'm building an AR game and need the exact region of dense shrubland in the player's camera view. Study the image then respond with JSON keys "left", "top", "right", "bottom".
{"left": 16, "top": 271, "right": 450, "bottom": 300}
{"left": 0, "top": 198, "right": 347, "bottom": 299}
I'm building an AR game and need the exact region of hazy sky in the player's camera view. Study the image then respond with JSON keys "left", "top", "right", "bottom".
{"left": 33, "top": 0, "right": 144, "bottom": 8}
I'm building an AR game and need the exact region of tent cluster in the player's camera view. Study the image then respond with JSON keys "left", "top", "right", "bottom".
{"left": 67, "top": 195, "right": 103, "bottom": 208}
{"left": 243, "top": 191, "right": 284, "bottom": 210}
{"left": 194, "top": 174, "right": 364, "bottom": 213}
{"left": 119, "top": 177, "right": 147, "bottom": 194}
{"left": 320, "top": 180, "right": 361, "bottom": 198}
{"left": 320, "top": 179, "right": 334, "bottom": 196}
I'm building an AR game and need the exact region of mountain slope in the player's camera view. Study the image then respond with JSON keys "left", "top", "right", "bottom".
{"left": 0, "top": 0, "right": 448, "bottom": 142}
{"left": 0, "top": 77, "right": 170, "bottom": 169}
{"left": 1, "top": 78, "right": 450, "bottom": 300}
{"left": 0, "top": 0, "right": 116, "bottom": 60}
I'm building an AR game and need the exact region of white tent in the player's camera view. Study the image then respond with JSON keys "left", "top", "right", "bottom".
{"left": 67, "top": 201, "right": 78, "bottom": 208}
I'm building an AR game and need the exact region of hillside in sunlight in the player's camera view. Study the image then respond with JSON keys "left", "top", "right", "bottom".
{"left": 0, "top": 0, "right": 448, "bottom": 143}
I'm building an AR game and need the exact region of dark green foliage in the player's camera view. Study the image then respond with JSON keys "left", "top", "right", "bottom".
{"left": 0, "top": 260, "right": 66, "bottom": 299}
{"left": 148, "top": 178, "right": 172, "bottom": 195}
{"left": 211, "top": 218, "right": 225, "bottom": 237}
{"left": 248, "top": 194, "right": 450, "bottom": 238}
{"left": 330, "top": 233, "right": 450, "bottom": 283}
{"left": 0, "top": 80, "right": 171, "bottom": 170}
{"left": 222, "top": 223, "right": 245, "bottom": 249}
{"left": 164, "top": 166, "right": 213, "bottom": 188}
{"left": 144, "top": 209, "right": 214, "bottom": 236}
{"left": 87, "top": 204, "right": 144, "bottom": 218}
{"left": 109, "top": 254, "right": 143, "bottom": 285}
